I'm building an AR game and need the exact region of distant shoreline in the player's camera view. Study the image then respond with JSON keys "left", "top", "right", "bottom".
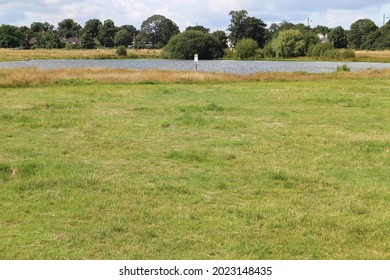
{"left": 1, "top": 48, "right": 390, "bottom": 63}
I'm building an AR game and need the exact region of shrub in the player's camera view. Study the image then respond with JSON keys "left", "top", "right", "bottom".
{"left": 162, "top": 30, "right": 224, "bottom": 59}
{"left": 308, "top": 42, "right": 334, "bottom": 57}
{"left": 235, "top": 38, "right": 259, "bottom": 59}
{"left": 116, "top": 46, "right": 127, "bottom": 56}
{"left": 223, "top": 48, "right": 235, "bottom": 59}
{"left": 262, "top": 43, "right": 275, "bottom": 58}
{"left": 336, "top": 64, "right": 351, "bottom": 72}
{"left": 323, "top": 49, "right": 340, "bottom": 59}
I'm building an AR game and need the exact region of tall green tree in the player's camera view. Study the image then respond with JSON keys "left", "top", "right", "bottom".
{"left": 227, "top": 10, "right": 248, "bottom": 47}
{"left": 140, "top": 15, "right": 180, "bottom": 48}
{"left": 114, "top": 29, "right": 132, "bottom": 47}
{"left": 227, "top": 10, "right": 267, "bottom": 48}
{"left": 329, "top": 26, "right": 348, "bottom": 48}
{"left": 83, "top": 19, "right": 102, "bottom": 38}
{"left": 36, "top": 30, "right": 63, "bottom": 49}
{"left": 185, "top": 25, "right": 210, "bottom": 33}
{"left": 0, "top": 25, "right": 23, "bottom": 48}
{"left": 271, "top": 29, "right": 306, "bottom": 58}
{"left": 212, "top": 30, "right": 228, "bottom": 49}
{"left": 58, "top": 19, "right": 82, "bottom": 38}
{"left": 30, "top": 22, "right": 54, "bottom": 34}
{"left": 348, "top": 19, "right": 378, "bottom": 49}
{"left": 98, "top": 19, "right": 118, "bottom": 47}
{"left": 361, "top": 22, "right": 390, "bottom": 50}
{"left": 120, "top": 25, "right": 137, "bottom": 37}
{"left": 81, "top": 33, "right": 96, "bottom": 49}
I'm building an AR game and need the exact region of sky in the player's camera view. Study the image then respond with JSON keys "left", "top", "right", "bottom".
{"left": 1, "top": 0, "right": 390, "bottom": 31}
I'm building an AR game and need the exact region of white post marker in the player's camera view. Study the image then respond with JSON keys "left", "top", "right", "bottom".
{"left": 194, "top": 54, "right": 198, "bottom": 71}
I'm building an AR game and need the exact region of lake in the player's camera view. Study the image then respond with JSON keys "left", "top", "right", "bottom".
{"left": 1, "top": 59, "right": 390, "bottom": 74}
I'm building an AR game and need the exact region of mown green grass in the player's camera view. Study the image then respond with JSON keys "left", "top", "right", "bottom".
{"left": 1, "top": 77, "right": 390, "bottom": 259}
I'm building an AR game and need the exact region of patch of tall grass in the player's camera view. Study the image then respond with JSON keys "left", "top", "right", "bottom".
{"left": 1, "top": 67, "right": 390, "bottom": 87}
{"left": 356, "top": 50, "right": 390, "bottom": 62}
{"left": 0, "top": 48, "right": 161, "bottom": 62}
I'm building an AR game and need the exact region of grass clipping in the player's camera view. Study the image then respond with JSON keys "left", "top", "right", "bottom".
{"left": 1, "top": 67, "right": 390, "bottom": 87}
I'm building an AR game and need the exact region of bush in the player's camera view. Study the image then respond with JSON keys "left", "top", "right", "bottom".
{"left": 308, "top": 42, "right": 334, "bottom": 57}
{"left": 116, "top": 46, "right": 127, "bottom": 56}
{"left": 235, "top": 38, "right": 259, "bottom": 59}
{"left": 223, "top": 48, "right": 235, "bottom": 59}
{"left": 322, "top": 49, "right": 340, "bottom": 59}
{"left": 262, "top": 43, "right": 275, "bottom": 58}
{"left": 336, "top": 64, "right": 351, "bottom": 72}
{"left": 162, "top": 30, "right": 224, "bottom": 59}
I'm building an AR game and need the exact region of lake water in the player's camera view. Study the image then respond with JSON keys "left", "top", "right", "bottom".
{"left": 1, "top": 59, "right": 390, "bottom": 74}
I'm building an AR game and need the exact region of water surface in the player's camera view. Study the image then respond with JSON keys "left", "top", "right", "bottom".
{"left": 1, "top": 59, "right": 389, "bottom": 74}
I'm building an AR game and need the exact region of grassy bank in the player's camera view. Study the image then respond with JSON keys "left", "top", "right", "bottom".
{"left": 1, "top": 67, "right": 390, "bottom": 87}
{"left": 1, "top": 70, "right": 390, "bottom": 259}
{"left": 0, "top": 48, "right": 161, "bottom": 62}
{"left": 355, "top": 50, "right": 390, "bottom": 63}
{"left": 1, "top": 48, "right": 390, "bottom": 62}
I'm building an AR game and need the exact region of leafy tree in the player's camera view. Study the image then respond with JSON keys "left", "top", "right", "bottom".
{"left": 329, "top": 26, "right": 348, "bottom": 48}
{"left": 301, "top": 29, "right": 319, "bottom": 53}
{"left": 0, "top": 25, "right": 24, "bottom": 48}
{"left": 84, "top": 19, "right": 102, "bottom": 38}
{"left": 120, "top": 25, "right": 137, "bottom": 37}
{"left": 312, "top": 25, "right": 331, "bottom": 36}
{"left": 271, "top": 30, "right": 306, "bottom": 58}
{"left": 269, "top": 23, "right": 280, "bottom": 35}
{"left": 243, "top": 16, "right": 268, "bottom": 48}
{"left": 103, "top": 37, "right": 115, "bottom": 48}
{"left": 36, "top": 30, "right": 63, "bottom": 48}
{"left": 98, "top": 19, "right": 118, "bottom": 47}
{"left": 235, "top": 38, "right": 259, "bottom": 59}
{"left": 30, "top": 22, "right": 54, "bottom": 34}
{"left": 58, "top": 19, "right": 82, "bottom": 38}
{"left": 307, "top": 42, "right": 334, "bottom": 57}
{"left": 162, "top": 30, "right": 224, "bottom": 59}
{"left": 18, "top": 26, "right": 31, "bottom": 49}
{"left": 186, "top": 25, "right": 210, "bottom": 33}
{"left": 361, "top": 22, "right": 390, "bottom": 50}
{"left": 81, "top": 33, "right": 96, "bottom": 49}
{"left": 140, "top": 15, "right": 180, "bottom": 48}
{"left": 276, "top": 21, "right": 296, "bottom": 32}
{"left": 348, "top": 19, "right": 378, "bottom": 49}
{"left": 114, "top": 29, "right": 132, "bottom": 47}
{"left": 227, "top": 10, "right": 267, "bottom": 48}
{"left": 227, "top": 10, "right": 248, "bottom": 47}
{"left": 212, "top": 30, "right": 228, "bottom": 49}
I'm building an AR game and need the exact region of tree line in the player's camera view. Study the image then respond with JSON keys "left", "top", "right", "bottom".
{"left": 1, "top": 10, "right": 389, "bottom": 59}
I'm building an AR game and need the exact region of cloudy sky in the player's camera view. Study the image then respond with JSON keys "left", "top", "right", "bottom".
{"left": 1, "top": 0, "right": 389, "bottom": 31}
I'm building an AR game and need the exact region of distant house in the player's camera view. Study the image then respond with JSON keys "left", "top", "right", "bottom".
{"left": 28, "top": 37, "right": 37, "bottom": 46}
{"left": 63, "top": 37, "right": 81, "bottom": 45}
{"left": 317, "top": 33, "right": 329, "bottom": 43}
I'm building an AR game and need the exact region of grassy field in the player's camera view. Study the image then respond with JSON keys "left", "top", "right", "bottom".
{"left": 0, "top": 69, "right": 390, "bottom": 260}
{"left": 355, "top": 50, "right": 390, "bottom": 63}
{"left": 0, "top": 48, "right": 161, "bottom": 62}
{"left": 1, "top": 48, "right": 390, "bottom": 62}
